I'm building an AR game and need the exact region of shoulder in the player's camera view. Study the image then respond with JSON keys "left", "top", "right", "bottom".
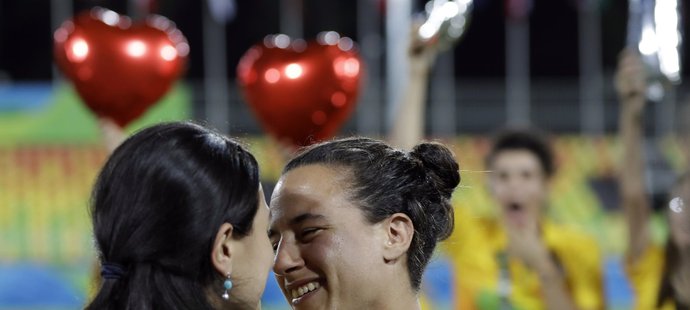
{"left": 544, "top": 221, "right": 602, "bottom": 265}
{"left": 544, "top": 221, "right": 598, "bottom": 248}
{"left": 626, "top": 243, "right": 664, "bottom": 278}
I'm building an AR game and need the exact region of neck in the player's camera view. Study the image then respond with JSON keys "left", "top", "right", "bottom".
{"left": 375, "top": 293, "right": 421, "bottom": 310}
{"left": 672, "top": 249, "right": 690, "bottom": 305}
{"left": 370, "top": 277, "right": 421, "bottom": 310}
{"left": 227, "top": 301, "right": 260, "bottom": 310}
{"left": 679, "top": 246, "right": 690, "bottom": 261}
{"left": 205, "top": 286, "right": 259, "bottom": 310}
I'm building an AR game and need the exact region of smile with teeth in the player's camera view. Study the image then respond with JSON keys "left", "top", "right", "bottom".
{"left": 291, "top": 281, "right": 320, "bottom": 300}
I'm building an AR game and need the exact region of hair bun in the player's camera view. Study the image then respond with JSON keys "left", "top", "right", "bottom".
{"left": 410, "top": 142, "right": 460, "bottom": 199}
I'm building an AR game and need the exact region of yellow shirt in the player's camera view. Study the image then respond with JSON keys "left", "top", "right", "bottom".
{"left": 626, "top": 244, "right": 675, "bottom": 310}
{"left": 444, "top": 208, "right": 604, "bottom": 310}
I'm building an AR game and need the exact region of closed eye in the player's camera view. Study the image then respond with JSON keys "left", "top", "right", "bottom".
{"left": 300, "top": 227, "right": 322, "bottom": 240}
{"left": 270, "top": 235, "right": 280, "bottom": 253}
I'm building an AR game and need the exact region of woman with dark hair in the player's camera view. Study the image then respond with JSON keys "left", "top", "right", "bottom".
{"left": 87, "top": 122, "right": 273, "bottom": 310}
{"left": 616, "top": 49, "right": 690, "bottom": 310}
{"left": 268, "top": 137, "right": 461, "bottom": 309}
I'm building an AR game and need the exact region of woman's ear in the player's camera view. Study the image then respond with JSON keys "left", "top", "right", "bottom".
{"left": 211, "top": 223, "right": 234, "bottom": 276}
{"left": 381, "top": 213, "right": 414, "bottom": 263}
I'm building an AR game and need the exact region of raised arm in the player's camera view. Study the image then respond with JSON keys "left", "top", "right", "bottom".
{"left": 388, "top": 24, "right": 440, "bottom": 150}
{"left": 614, "top": 48, "right": 651, "bottom": 263}
{"left": 98, "top": 118, "right": 127, "bottom": 154}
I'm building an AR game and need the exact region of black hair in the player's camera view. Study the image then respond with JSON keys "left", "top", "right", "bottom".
{"left": 86, "top": 122, "right": 260, "bottom": 309}
{"left": 486, "top": 129, "right": 555, "bottom": 178}
{"left": 658, "top": 171, "right": 690, "bottom": 309}
{"left": 283, "top": 137, "right": 460, "bottom": 290}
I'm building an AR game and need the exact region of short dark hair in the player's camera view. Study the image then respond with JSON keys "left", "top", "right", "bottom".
{"left": 486, "top": 129, "right": 555, "bottom": 178}
{"left": 87, "top": 122, "right": 260, "bottom": 309}
{"left": 284, "top": 137, "right": 460, "bottom": 290}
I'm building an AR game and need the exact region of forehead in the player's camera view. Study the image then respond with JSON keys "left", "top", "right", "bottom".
{"left": 490, "top": 149, "right": 542, "bottom": 172}
{"left": 269, "top": 164, "right": 354, "bottom": 224}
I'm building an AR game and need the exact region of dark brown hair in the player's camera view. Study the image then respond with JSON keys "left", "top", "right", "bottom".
{"left": 486, "top": 129, "right": 555, "bottom": 178}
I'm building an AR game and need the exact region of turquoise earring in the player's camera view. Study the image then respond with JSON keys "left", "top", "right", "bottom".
{"left": 222, "top": 273, "right": 233, "bottom": 300}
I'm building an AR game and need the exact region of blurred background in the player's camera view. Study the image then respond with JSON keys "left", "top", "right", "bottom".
{"left": 0, "top": 0, "right": 688, "bottom": 309}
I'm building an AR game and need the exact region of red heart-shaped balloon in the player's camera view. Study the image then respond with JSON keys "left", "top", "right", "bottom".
{"left": 237, "top": 33, "right": 363, "bottom": 147}
{"left": 54, "top": 8, "right": 188, "bottom": 127}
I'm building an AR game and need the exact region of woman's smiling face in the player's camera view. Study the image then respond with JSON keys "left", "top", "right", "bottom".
{"left": 268, "top": 164, "right": 388, "bottom": 310}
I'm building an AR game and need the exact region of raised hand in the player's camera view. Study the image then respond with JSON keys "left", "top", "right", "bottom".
{"left": 615, "top": 48, "right": 647, "bottom": 113}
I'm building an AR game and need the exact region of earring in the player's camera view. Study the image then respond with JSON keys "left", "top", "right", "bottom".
{"left": 221, "top": 273, "right": 233, "bottom": 300}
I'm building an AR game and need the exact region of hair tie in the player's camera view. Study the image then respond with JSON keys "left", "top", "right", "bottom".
{"left": 101, "top": 262, "right": 126, "bottom": 280}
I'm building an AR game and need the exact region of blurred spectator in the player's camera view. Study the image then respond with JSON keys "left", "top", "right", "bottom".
{"left": 390, "top": 21, "right": 603, "bottom": 310}
{"left": 444, "top": 129, "right": 604, "bottom": 310}
{"left": 616, "top": 48, "right": 690, "bottom": 310}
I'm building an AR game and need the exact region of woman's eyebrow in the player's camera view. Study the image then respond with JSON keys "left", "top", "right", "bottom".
{"left": 268, "top": 212, "right": 327, "bottom": 238}
{"left": 289, "top": 212, "right": 326, "bottom": 226}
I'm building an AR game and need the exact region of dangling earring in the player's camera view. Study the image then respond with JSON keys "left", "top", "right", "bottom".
{"left": 221, "top": 273, "right": 233, "bottom": 300}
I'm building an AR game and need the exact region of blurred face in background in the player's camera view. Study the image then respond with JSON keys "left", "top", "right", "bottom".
{"left": 488, "top": 149, "right": 549, "bottom": 228}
